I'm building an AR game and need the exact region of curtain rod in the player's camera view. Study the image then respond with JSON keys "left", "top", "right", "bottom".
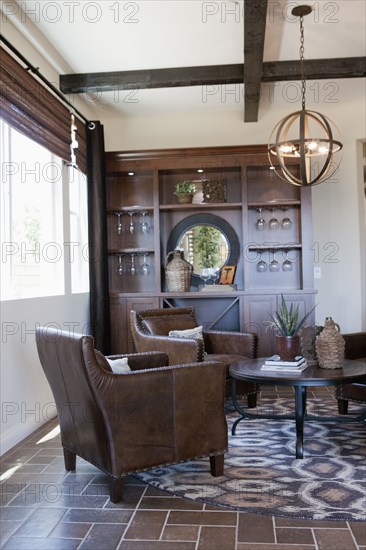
{"left": 0, "top": 34, "right": 89, "bottom": 125}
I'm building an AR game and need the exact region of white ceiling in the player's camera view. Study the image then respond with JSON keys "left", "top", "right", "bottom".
{"left": 4, "top": 0, "right": 366, "bottom": 117}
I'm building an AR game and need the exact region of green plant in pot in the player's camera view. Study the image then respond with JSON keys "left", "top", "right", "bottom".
{"left": 267, "top": 295, "right": 316, "bottom": 361}
{"left": 174, "top": 180, "right": 196, "bottom": 204}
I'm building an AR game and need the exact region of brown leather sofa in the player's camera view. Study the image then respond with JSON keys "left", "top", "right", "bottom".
{"left": 36, "top": 326, "right": 228, "bottom": 503}
{"left": 130, "top": 307, "right": 259, "bottom": 407}
{"left": 335, "top": 332, "right": 366, "bottom": 414}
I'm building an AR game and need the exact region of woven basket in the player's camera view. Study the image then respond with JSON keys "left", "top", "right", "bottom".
{"left": 165, "top": 250, "right": 192, "bottom": 292}
{"left": 315, "top": 318, "right": 345, "bottom": 369}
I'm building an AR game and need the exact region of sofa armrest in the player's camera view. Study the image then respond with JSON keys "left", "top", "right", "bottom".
{"left": 106, "top": 351, "right": 169, "bottom": 370}
{"left": 86, "top": 360, "right": 228, "bottom": 475}
{"left": 203, "top": 331, "right": 258, "bottom": 358}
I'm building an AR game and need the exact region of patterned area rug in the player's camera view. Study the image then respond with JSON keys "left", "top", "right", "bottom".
{"left": 136, "top": 397, "right": 366, "bottom": 521}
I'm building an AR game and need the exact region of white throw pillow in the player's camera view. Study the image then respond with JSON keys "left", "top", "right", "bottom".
{"left": 106, "top": 356, "right": 131, "bottom": 374}
{"left": 169, "top": 326, "right": 203, "bottom": 340}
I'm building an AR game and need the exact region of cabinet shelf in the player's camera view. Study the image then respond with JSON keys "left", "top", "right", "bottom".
{"left": 160, "top": 202, "right": 242, "bottom": 211}
{"left": 248, "top": 200, "right": 301, "bottom": 209}
{"left": 247, "top": 244, "right": 302, "bottom": 251}
{"left": 107, "top": 206, "right": 153, "bottom": 213}
{"left": 108, "top": 248, "right": 155, "bottom": 254}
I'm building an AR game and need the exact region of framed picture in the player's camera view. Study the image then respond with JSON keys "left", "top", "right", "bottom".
{"left": 219, "top": 265, "right": 236, "bottom": 285}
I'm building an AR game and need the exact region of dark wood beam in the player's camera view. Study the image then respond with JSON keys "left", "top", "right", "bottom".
{"left": 243, "top": 0, "right": 268, "bottom": 122}
{"left": 60, "top": 57, "right": 366, "bottom": 93}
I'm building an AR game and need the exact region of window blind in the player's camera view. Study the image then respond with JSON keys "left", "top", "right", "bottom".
{"left": 0, "top": 45, "right": 87, "bottom": 173}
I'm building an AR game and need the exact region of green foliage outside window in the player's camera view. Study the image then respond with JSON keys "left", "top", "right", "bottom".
{"left": 193, "top": 225, "right": 221, "bottom": 268}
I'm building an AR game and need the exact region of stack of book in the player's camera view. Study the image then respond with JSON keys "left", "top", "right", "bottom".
{"left": 261, "top": 355, "right": 309, "bottom": 372}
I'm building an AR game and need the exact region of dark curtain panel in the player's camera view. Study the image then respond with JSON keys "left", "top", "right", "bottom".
{"left": 87, "top": 121, "right": 111, "bottom": 354}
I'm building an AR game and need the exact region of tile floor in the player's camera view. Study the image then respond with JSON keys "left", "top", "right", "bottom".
{"left": 1, "top": 385, "right": 365, "bottom": 550}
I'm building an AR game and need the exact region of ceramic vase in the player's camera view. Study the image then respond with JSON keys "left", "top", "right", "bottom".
{"left": 276, "top": 335, "right": 300, "bottom": 361}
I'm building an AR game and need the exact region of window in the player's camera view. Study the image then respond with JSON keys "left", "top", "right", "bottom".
{"left": 0, "top": 119, "right": 89, "bottom": 300}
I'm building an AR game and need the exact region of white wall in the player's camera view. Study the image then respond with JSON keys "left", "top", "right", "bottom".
{"left": 0, "top": 294, "right": 89, "bottom": 454}
{"left": 101, "top": 78, "right": 366, "bottom": 333}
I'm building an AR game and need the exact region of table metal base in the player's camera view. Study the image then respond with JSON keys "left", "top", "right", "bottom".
{"left": 231, "top": 379, "right": 366, "bottom": 459}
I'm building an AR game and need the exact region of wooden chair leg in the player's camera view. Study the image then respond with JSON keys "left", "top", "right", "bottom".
{"left": 63, "top": 448, "right": 76, "bottom": 471}
{"left": 110, "top": 478, "right": 124, "bottom": 503}
{"left": 337, "top": 399, "right": 349, "bottom": 415}
{"left": 210, "top": 454, "right": 224, "bottom": 477}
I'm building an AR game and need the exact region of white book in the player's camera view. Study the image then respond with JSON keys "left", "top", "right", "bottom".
{"left": 264, "top": 355, "right": 305, "bottom": 367}
{"left": 261, "top": 362, "right": 309, "bottom": 373}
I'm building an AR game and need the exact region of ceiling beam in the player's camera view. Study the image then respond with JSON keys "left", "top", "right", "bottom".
{"left": 60, "top": 57, "right": 366, "bottom": 94}
{"left": 243, "top": 0, "right": 268, "bottom": 122}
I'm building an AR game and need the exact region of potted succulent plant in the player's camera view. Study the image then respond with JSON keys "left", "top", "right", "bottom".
{"left": 174, "top": 180, "right": 196, "bottom": 204}
{"left": 267, "top": 295, "right": 316, "bottom": 361}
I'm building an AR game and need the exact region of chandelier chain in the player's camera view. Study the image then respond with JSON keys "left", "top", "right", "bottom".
{"left": 299, "top": 15, "right": 306, "bottom": 110}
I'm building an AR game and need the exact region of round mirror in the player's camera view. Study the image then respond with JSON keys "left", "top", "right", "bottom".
{"left": 167, "top": 214, "right": 239, "bottom": 287}
{"left": 177, "top": 225, "right": 228, "bottom": 273}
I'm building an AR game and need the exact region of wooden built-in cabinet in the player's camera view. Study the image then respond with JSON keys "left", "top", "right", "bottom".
{"left": 105, "top": 146, "right": 316, "bottom": 355}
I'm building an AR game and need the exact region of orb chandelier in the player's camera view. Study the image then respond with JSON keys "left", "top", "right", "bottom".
{"left": 268, "top": 5, "right": 343, "bottom": 187}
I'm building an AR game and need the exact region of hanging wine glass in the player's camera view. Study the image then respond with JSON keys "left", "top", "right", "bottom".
{"left": 268, "top": 208, "right": 279, "bottom": 230}
{"left": 282, "top": 251, "right": 293, "bottom": 271}
{"left": 255, "top": 208, "right": 266, "bottom": 231}
{"left": 281, "top": 208, "right": 293, "bottom": 230}
{"left": 139, "top": 211, "right": 150, "bottom": 234}
{"left": 139, "top": 252, "right": 151, "bottom": 275}
{"left": 114, "top": 212, "right": 124, "bottom": 235}
{"left": 116, "top": 254, "right": 125, "bottom": 276}
{"left": 129, "top": 252, "right": 137, "bottom": 275}
{"left": 126, "top": 211, "right": 136, "bottom": 234}
{"left": 256, "top": 251, "right": 268, "bottom": 272}
{"left": 269, "top": 250, "right": 280, "bottom": 272}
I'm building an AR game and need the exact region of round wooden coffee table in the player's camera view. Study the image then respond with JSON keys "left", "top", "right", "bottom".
{"left": 229, "top": 358, "right": 366, "bottom": 458}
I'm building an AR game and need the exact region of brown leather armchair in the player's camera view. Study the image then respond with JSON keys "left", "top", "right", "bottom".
{"left": 130, "top": 307, "right": 259, "bottom": 407}
{"left": 36, "top": 326, "right": 228, "bottom": 503}
{"left": 335, "top": 332, "right": 366, "bottom": 414}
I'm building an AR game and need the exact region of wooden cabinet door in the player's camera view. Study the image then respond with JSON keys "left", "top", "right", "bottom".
{"left": 243, "top": 294, "right": 277, "bottom": 357}
{"left": 110, "top": 297, "right": 159, "bottom": 354}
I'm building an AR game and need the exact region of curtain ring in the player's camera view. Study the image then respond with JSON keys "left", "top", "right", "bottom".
{"left": 88, "top": 122, "right": 96, "bottom": 130}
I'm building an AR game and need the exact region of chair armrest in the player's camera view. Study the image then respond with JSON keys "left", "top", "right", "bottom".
{"left": 106, "top": 351, "right": 169, "bottom": 370}
{"left": 342, "top": 333, "right": 366, "bottom": 360}
{"left": 131, "top": 333, "right": 204, "bottom": 365}
{"left": 203, "top": 331, "right": 258, "bottom": 358}
{"left": 85, "top": 360, "right": 228, "bottom": 475}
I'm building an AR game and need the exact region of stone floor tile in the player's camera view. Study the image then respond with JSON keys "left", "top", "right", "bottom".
{"left": 238, "top": 512, "right": 275, "bottom": 543}
{"left": 78, "top": 523, "right": 126, "bottom": 549}
{"left": 63, "top": 508, "right": 133, "bottom": 523}
{"left": 12, "top": 507, "right": 67, "bottom": 537}
{"left": 49, "top": 521, "right": 92, "bottom": 539}
{"left": 168, "top": 510, "right": 237, "bottom": 526}
{"left": 139, "top": 496, "right": 205, "bottom": 510}
{"left": 3, "top": 536, "right": 80, "bottom": 549}
{"left": 124, "top": 510, "right": 168, "bottom": 540}
{"left": 119, "top": 542, "right": 196, "bottom": 549}
{"left": 0, "top": 520, "right": 22, "bottom": 544}
{"left": 314, "top": 528, "right": 358, "bottom": 549}
{"left": 197, "top": 525, "right": 236, "bottom": 549}
{"left": 276, "top": 527, "right": 315, "bottom": 545}
{"left": 275, "top": 517, "right": 348, "bottom": 528}
{"left": 237, "top": 545, "right": 315, "bottom": 550}
{"left": 349, "top": 521, "right": 366, "bottom": 545}
{"left": 161, "top": 524, "right": 199, "bottom": 541}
